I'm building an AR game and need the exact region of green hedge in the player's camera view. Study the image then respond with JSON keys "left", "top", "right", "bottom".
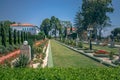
{"left": 0, "top": 67, "right": 120, "bottom": 80}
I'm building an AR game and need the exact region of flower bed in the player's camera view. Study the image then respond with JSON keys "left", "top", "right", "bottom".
{"left": 0, "top": 49, "right": 20, "bottom": 64}
{"left": 30, "top": 40, "right": 48, "bottom": 68}
{"left": 94, "top": 50, "right": 109, "bottom": 57}
{"left": 95, "top": 50, "right": 109, "bottom": 54}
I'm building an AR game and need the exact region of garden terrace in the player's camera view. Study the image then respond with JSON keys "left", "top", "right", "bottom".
{"left": 51, "top": 40, "right": 105, "bottom": 67}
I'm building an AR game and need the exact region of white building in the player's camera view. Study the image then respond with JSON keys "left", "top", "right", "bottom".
{"left": 10, "top": 23, "right": 40, "bottom": 35}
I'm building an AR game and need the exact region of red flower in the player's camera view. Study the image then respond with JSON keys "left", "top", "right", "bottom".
{"left": 95, "top": 50, "right": 109, "bottom": 54}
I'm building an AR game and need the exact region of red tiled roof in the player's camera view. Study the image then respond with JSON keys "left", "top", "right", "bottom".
{"left": 10, "top": 23, "right": 35, "bottom": 27}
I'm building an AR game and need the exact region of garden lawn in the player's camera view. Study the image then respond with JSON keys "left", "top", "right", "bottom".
{"left": 51, "top": 40, "right": 106, "bottom": 67}
{"left": 83, "top": 43, "right": 118, "bottom": 54}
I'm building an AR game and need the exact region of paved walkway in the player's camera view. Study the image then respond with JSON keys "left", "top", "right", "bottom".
{"left": 83, "top": 41, "right": 120, "bottom": 47}
{"left": 47, "top": 41, "right": 53, "bottom": 67}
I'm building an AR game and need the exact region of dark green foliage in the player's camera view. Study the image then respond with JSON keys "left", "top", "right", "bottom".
{"left": 78, "top": 42, "right": 83, "bottom": 48}
{"left": 17, "top": 31, "right": 20, "bottom": 44}
{"left": 13, "top": 29, "right": 17, "bottom": 45}
{"left": 25, "top": 32, "right": 28, "bottom": 40}
{"left": 13, "top": 54, "right": 29, "bottom": 68}
{"left": 24, "top": 32, "right": 26, "bottom": 41}
{"left": 64, "top": 27, "right": 67, "bottom": 38}
{"left": 40, "top": 18, "right": 50, "bottom": 36}
{"left": 13, "top": 45, "right": 19, "bottom": 50}
{"left": 9, "top": 28, "right": 12, "bottom": 45}
{"left": 0, "top": 68, "right": 120, "bottom": 80}
{"left": 0, "top": 45, "right": 9, "bottom": 54}
{"left": 109, "top": 51, "right": 114, "bottom": 60}
{"left": 7, "top": 45, "right": 14, "bottom": 52}
{"left": 1, "top": 24, "right": 6, "bottom": 47}
{"left": 21, "top": 31, "right": 24, "bottom": 43}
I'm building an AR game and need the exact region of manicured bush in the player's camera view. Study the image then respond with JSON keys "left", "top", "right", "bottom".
{"left": 0, "top": 68, "right": 120, "bottom": 79}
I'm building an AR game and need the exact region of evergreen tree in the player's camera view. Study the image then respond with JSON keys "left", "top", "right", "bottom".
{"left": 24, "top": 32, "right": 26, "bottom": 41}
{"left": 21, "top": 31, "right": 24, "bottom": 43}
{"left": 9, "top": 27, "right": 12, "bottom": 45}
{"left": 13, "top": 29, "right": 17, "bottom": 45}
{"left": 17, "top": 31, "right": 20, "bottom": 44}
{"left": 1, "top": 24, "right": 6, "bottom": 47}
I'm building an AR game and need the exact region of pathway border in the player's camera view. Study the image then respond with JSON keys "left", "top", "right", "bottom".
{"left": 47, "top": 40, "right": 53, "bottom": 67}
{"left": 56, "top": 40, "right": 117, "bottom": 67}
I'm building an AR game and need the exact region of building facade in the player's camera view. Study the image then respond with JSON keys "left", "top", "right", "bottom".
{"left": 10, "top": 23, "right": 40, "bottom": 35}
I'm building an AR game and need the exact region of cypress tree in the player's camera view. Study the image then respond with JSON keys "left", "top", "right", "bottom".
{"left": 21, "top": 31, "right": 24, "bottom": 43}
{"left": 1, "top": 24, "right": 6, "bottom": 47}
{"left": 24, "top": 32, "right": 26, "bottom": 41}
{"left": 9, "top": 27, "right": 12, "bottom": 45}
{"left": 17, "top": 31, "right": 20, "bottom": 44}
{"left": 13, "top": 29, "right": 17, "bottom": 45}
{"left": 26, "top": 32, "right": 28, "bottom": 40}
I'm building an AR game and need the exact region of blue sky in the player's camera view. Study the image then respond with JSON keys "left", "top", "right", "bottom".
{"left": 0, "top": 0, "right": 120, "bottom": 27}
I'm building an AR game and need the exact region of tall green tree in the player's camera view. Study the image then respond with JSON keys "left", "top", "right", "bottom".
{"left": 50, "top": 16, "right": 62, "bottom": 38}
{"left": 40, "top": 18, "right": 50, "bottom": 36}
{"left": 75, "top": 0, "right": 114, "bottom": 40}
{"left": 24, "top": 32, "right": 26, "bottom": 41}
{"left": 14, "top": 29, "right": 17, "bottom": 45}
{"left": 1, "top": 24, "right": 6, "bottom": 47}
{"left": 9, "top": 27, "right": 12, "bottom": 45}
{"left": 17, "top": 31, "right": 20, "bottom": 44}
{"left": 64, "top": 27, "right": 67, "bottom": 38}
{"left": 21, "top": 31, "right": 24, "bottom": 43}
{"left": 82, "top": 0, "right": 113, "bottom": 39}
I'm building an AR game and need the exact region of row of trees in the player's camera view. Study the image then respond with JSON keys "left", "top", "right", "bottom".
{"left": 74, "top": 0, "right": 114, "bottom": 40}
{"left": 0, "top": 23, "right": 28, "bottom": 47}
{"left": 40, "top": 16, "right": 62, "bottom": 38}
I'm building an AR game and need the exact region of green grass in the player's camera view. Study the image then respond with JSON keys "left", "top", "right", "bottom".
{"left": 51, "top": 40, "right": 105, "bottom": 67}
{"left": 83, "top": 43, "right": 119, "bottom": 54}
